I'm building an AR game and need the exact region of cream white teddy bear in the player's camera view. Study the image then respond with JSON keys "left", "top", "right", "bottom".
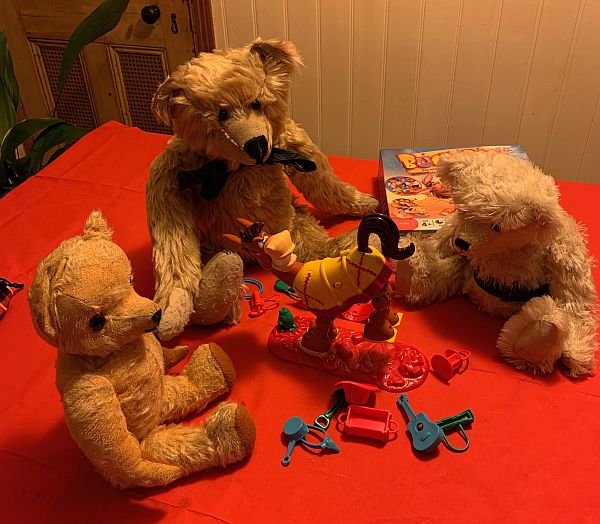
{"left": 396, "top": 151, "right": 597, "bottom": 376}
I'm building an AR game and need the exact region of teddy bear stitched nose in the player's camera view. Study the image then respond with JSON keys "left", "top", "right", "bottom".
{"left": 151, "top": 309, "right": 162, "bottom": 324}
{"left": 244, "top": 135, "right": 268, "bottom": 164}
{"left": 455, "top": 238, "right": 470, "bottom": 251}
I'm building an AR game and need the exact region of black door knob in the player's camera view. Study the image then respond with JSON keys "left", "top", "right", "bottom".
{"left": 141, "top": 5, "right": 161, "bottom": 24}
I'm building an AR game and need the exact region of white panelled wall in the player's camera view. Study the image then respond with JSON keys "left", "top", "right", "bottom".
{"left": 210, "top": 0, "right": 600, "bottom": 183}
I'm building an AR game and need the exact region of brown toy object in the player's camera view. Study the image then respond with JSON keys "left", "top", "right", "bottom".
{"left": 27, "top": 211, "right": 255, "bottom": 488}
{"left": 225, "top": 214, "right": 430, "bottom": 392}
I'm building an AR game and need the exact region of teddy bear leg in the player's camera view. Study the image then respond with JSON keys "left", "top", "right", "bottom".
{"left": 290, "top": 206, "right": 358, "bottom": 261}
{"left": 191, "top": 251, "right": 244, "bottom": 326}
{"left": 497, "top": 296, "right": 569, "bottom": 374}
{"left": 161, "top": 342, "right": 236, "bottom": 422}
{"left": 141, "top": 402, "right": 256, "bottom": 475}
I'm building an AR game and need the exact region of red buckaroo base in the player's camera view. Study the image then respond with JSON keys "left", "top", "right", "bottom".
{"left": 268, "top": 315, "right": 429, "bottom": 392}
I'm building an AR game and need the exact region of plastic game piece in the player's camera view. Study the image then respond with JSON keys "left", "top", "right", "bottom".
{"left": 242, "top": 277, "right": 263, "bottom": 299}
{"left": 277, "top": 307, "right": 297, "bottom": 331}
{"left": 431, "top": 349, "right": 471, "bottom": 382}
{"left": 0, "top": 278, "right": 24, "bottom": 321}
{"left": 340, "top": 303, "right": 403, "bottom": 325}
{"left": 247, "top": 290, "right": 279, "bottom": 318}
{"left": 314, "top": 388, "right": 349, "bottom": 429}
{"left": 335, "top": 381, "right": 379, "bottom": 405}
{"left": 396, "top": 394, "right": 444, "bottom": 453}
{"left": 224, "top": 214, "right": 428, "bottom": 393}
{"left": 436, "top": 409, "right": 474, "bottom": 453}
{"left": 268, "top": 317, "right": 429, "bottom": 392}
{"left": 274, "top": 279, "right": 301, "bottom": 300}
{"left": 337, "top": 405, "right": 399, "bottom": 443}
{"left": 340, "top": 302, "right": 375, "bottom": 322}
{"left": 281, "top": 416, "right": 340, "bottom": 467}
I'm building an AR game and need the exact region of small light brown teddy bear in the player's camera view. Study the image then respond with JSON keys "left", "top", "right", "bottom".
{"left": 395, "top": 151, "right": 598, "bottom": 376}
{"left": 28, "top": 211, "right": 256, "bottom": 488}
{"left": 147, "top": 38, "right": 379, "bottom": 340}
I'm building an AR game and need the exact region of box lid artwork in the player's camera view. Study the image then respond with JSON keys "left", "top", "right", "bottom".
{"left": 378, "top": 145, "right": 529, "bottom": 232}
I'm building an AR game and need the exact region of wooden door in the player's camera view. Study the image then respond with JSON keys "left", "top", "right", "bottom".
{"left": 1, "top": 0, "right": 214, "bottom": 133}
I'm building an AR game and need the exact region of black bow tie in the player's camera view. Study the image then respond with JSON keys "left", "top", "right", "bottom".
{"left": 177, "top": 147, "right": 317, "bottom": 201}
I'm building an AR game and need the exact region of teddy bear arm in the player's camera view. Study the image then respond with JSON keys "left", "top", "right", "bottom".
{"left": 546, "top": 239, "right": 597, "bottom": 313}
{"left": 544, "top": 247, "right": 598, "bottom": 375}
{"left": 160, "top": 342, "right": 234, "bottom": 423}
{"left": 147, "top": 159, "right": 203, "bottom": 309}
{"left": 62, "top": 374, "right": 183, "bottom": 488}
{"left": 280, "top": 120, "right": 379, "bottom": 216}
{"left": 395, "top": 233, "right": 467, "bottom": 304}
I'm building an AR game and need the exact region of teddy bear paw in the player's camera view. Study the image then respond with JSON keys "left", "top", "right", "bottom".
{"left": 192, "top": 251, "right": 244, "bottom": 326}
{"left": 185, "top": 342, "right": 236, "bottom": 393}
{"left": 499, "top": 318, "right": 563, "bottom": 374}
{"left": 222, "top": 298, "right": 243, "bottom": 326}
{"left": 205, "top": 402, "right": 256, "bottom": 466}
{"left": 156, "top": 288, "right": 194, "bottom": 340}
{"left": 346, "top": 193, "right": 380, "bottom": 216}
{"left": 394, "top": 258, "right": 415, "bottom": 297}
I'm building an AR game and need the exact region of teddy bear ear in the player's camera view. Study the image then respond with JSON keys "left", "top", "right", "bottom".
{"left": 436, "top": 151, "right": 474, "bottom": 188}
{"left": 28, "top": 258, "right": 60, "bottom": 346}
{"left": 83, "top": 210, "right": 113, "bottom": 240}
{"left": 517, "top": 198, "right": 562, "bottom": 231}
{"left": 152, "top": 76, "right": 174, "bottom": 127}
{"left": 249, "top": 38, "right": 303, "bottom": 78}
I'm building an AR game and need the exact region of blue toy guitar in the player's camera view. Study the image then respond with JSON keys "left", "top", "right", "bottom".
{"left": 397, "top": 394, "right": 444, "bottom": 453}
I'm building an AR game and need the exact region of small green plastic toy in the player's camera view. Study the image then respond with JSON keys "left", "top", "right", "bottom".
{"left": 277, "top": 307, "right": 297, "bottom": 332}
{"left": 435, "top": 409, "right": 474, "bottom": 453}
{"left": 274, "top": 279, "right": 301, "bottom": 300}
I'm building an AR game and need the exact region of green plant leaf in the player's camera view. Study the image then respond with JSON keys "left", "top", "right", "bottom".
{"left": 4, "top": 155, "right": 29, "bottom": 185}
{"left": 0, "top": 87, "right": 16, "bottom": 143}
{"left": 0, "top": 30, "right": 20, "bottom": 142}
{"left": 24, "top": 123, "right": 87, "bottom": 177}
{"left": 0, "top": 30, "right": 20, "bottom": 112}
{"left": 46, "top": 143, "right": 70, "bottom": 165}
{"left": 0, "top": 117, "right": 63, "bottom": 163}
{"left": 57, "top": 0, "right": 130, "bottom": 97}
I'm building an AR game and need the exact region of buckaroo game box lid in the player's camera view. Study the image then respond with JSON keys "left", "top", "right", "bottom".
{"left": 378, "top": 145, "right": 529, "bottom": 233}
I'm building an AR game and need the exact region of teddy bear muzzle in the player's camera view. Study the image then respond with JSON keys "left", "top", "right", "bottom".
{"left": 244, "top": 135, "right": 268, "bottom": 164}
{"left": 113, "top": 291, "right": 163, "bottom": 334}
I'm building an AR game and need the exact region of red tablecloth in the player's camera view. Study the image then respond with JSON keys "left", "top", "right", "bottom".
{"left": 1, "top": 121, "right": 599, "bottom": 523}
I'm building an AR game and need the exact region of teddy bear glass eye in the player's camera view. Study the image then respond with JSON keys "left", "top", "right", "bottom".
{"left": 251, "top": 99, "right": 260, "bottom": 110}
{"left": 492, "top": 224, "right": 501, "bottom": 232}
{"left": 89, "top": 314, "right": 106, "bottom": 331}
{"left": 218, "top": 108, "right": 229, "bottom": 121}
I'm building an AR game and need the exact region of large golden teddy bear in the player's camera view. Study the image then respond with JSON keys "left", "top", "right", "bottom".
{"left": 146, "top": 38, "right": 379, "bottom": 340}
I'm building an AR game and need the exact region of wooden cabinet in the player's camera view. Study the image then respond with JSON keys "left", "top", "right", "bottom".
{"left": 1, "top": 0, "right": 214, "bottom": 133}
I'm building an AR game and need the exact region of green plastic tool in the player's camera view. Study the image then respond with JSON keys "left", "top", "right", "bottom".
{"left": 435, "top": 409, "right": 474, "bottom": 453}
{"left": 274, "top": 279, "right": 301, "bottom": 300}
